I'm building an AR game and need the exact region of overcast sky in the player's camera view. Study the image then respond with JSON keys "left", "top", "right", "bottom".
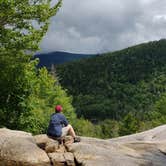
{"left": 40, "top": 0, "right": 166, "bottom": 54}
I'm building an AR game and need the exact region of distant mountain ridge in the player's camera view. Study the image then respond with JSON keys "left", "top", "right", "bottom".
{"left": 34, "top": 51, "right": 96, "bottom": 68}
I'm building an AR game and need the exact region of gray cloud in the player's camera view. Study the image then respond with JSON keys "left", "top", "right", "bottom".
{"left": 40, "top": 0, "right": 166, "bottom": 54}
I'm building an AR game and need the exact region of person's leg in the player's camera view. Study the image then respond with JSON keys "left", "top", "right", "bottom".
{"left": 67, "top": 124, "right": 76, "bottom": 137}
{"left": 62, "top": 124, "right": 80, "bottom": 143}
{"left": 62, "top": 124, "right": 76, "bottom": 137}
{"left": 67, "top": 124, "right": 80, "bottom": 142}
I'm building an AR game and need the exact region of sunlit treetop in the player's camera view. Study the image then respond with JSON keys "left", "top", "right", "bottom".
{"left": 0, "top": 0, "right": 62, "bottom": 57}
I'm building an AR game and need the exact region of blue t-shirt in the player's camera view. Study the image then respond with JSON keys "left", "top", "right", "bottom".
{"left": 47, "top": 113, "right": 68, "bottom": 137}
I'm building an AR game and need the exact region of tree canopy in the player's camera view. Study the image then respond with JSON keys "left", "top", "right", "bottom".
{"left": 56, "top": 39, "right": 166, "bottom": 137}
{"left": 0, "top": 0, "right": 104, "bottom": 137}
{"left": 0, "top": 0, "right": 62, "bottom": 55}
{"left": 0, "top": 0, "right": 76, "bottom": 134}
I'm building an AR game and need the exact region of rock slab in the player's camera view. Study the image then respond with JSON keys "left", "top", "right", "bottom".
{"left": 0, "top": 128, "right": 50, "bottom": 166}
{"left": 1, "top": 125, "right": 166, "bottom": 166}
{"left": 67, "top": 125, "right": 166, "bottom": 166}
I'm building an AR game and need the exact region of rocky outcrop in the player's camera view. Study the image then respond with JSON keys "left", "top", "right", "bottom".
{"left": 1, "top": 125, "right": 166, "bottom": 166}
{"left": 0, "top": 128, "right": 75, "bottom": 166}
{"left": 67, "top": 125, "right": 166, "bottom": 166}
{"left": 34, "top": 134, "right": 75, "bottom": 166}
{"left": 0, "top": 128, "right": 50, "bottom": 166}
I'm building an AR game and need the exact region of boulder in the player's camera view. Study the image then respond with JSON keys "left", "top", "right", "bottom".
{"left": 63, "top": 152, "right": 75, "bottom": 166}
{"left": 34, "top": 134, "right": 53, "bottom": 150}
{"left": 63, "top": 136, "right": 74, "bottom": 145}
{"left": 0, "top": 128, "right": 50, "bottom": 166}
{"left": 48, "top": 152, "right": 75, "bottom": 166}
{"left": 48, "top": 152, "right": 65, "bottom": 166}
{"left": 45, "top": 139, "right": 60, "bottom": 153}
{"left": 34, "top": 134, "right": 67, "bottom": 153}
{"left": 109, "top": 124, "right": 166, "bottom": 143}
{"left": 1, "top": 125, "right": 166, "bottom": 166}
{"left": 67, "top": 125, "right": 166, "bottom": 166}
{"left": 34, "top": 134, "right": 63, "bottom": 150}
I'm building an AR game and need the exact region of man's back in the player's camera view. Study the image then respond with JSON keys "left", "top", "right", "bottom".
{"left": 47, "top": 113, "right": 68, "bottom": 137}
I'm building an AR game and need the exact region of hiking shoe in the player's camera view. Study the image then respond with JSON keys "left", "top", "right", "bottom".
{"left": 74, "top": 136, "right": 81, "bottom": 143}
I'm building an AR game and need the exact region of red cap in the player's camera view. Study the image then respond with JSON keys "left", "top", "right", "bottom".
{"left": 55, "top": 105, "right": 63, "bottom": 112}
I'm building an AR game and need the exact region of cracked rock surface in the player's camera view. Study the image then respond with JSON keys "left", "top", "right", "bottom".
{"left": 1, "top": 125, "right": 166, "bottom": 166}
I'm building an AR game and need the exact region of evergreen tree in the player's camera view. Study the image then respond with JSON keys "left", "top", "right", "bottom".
{"left": 0, "top": 0, "right": 77, "bottom": 134}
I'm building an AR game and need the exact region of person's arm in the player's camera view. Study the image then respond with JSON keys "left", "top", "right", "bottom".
{"left": 61, "top": 114, "right": 68, "bottom": 127}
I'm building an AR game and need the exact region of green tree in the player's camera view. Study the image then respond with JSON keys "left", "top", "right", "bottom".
{"left": 100, "top": 119, "right": 119, "bottom": 138}
{"left": 16, "top": 62, "right": 76, "bottom": 134}
{"left": 72, "top": 118, "right": 102, "bottom": 138}
{"left": 0, "top": 0, "right": 77, "bottom": 134}
{"left": 146, "top": 94, "right": 166, "bottom": 128}
{"left": 119, "top": 112, "right": 140, "bottom": 136}
{"left": 0, "top": 0, "right": 62, "bottom": 54}
{"left": 56, "top": 39, "right": 166, "bottom": 124}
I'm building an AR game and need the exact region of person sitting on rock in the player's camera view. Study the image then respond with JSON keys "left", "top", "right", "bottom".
{"left": 47, "top": 105, "right": 80, "bottom": 143}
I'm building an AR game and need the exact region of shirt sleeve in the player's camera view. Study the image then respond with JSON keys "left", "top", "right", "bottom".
{"left": 61, "top": 114, "right": 68, "bottom": 126}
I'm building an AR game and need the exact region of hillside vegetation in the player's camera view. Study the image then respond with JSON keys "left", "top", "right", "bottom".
{"left": 0, "top": 0, "right": 78, "bottom": 135}
{"left": 3, "top": 0, "right": 161, "bottom": 139}
{"left": 56, "top": 39, "right": 166, "bottom": 137}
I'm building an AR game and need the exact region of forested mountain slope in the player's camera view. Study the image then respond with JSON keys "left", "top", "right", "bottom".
{"left": 56, "top": 39, "right": 166, "bottom": 124}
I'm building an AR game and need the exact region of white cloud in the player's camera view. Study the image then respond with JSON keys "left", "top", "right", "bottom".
{"left": 153, "top": 15, "right": 166, "bottom": 22}
{"left": 40, "top": 0, "right": 166, "bottom": 54}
